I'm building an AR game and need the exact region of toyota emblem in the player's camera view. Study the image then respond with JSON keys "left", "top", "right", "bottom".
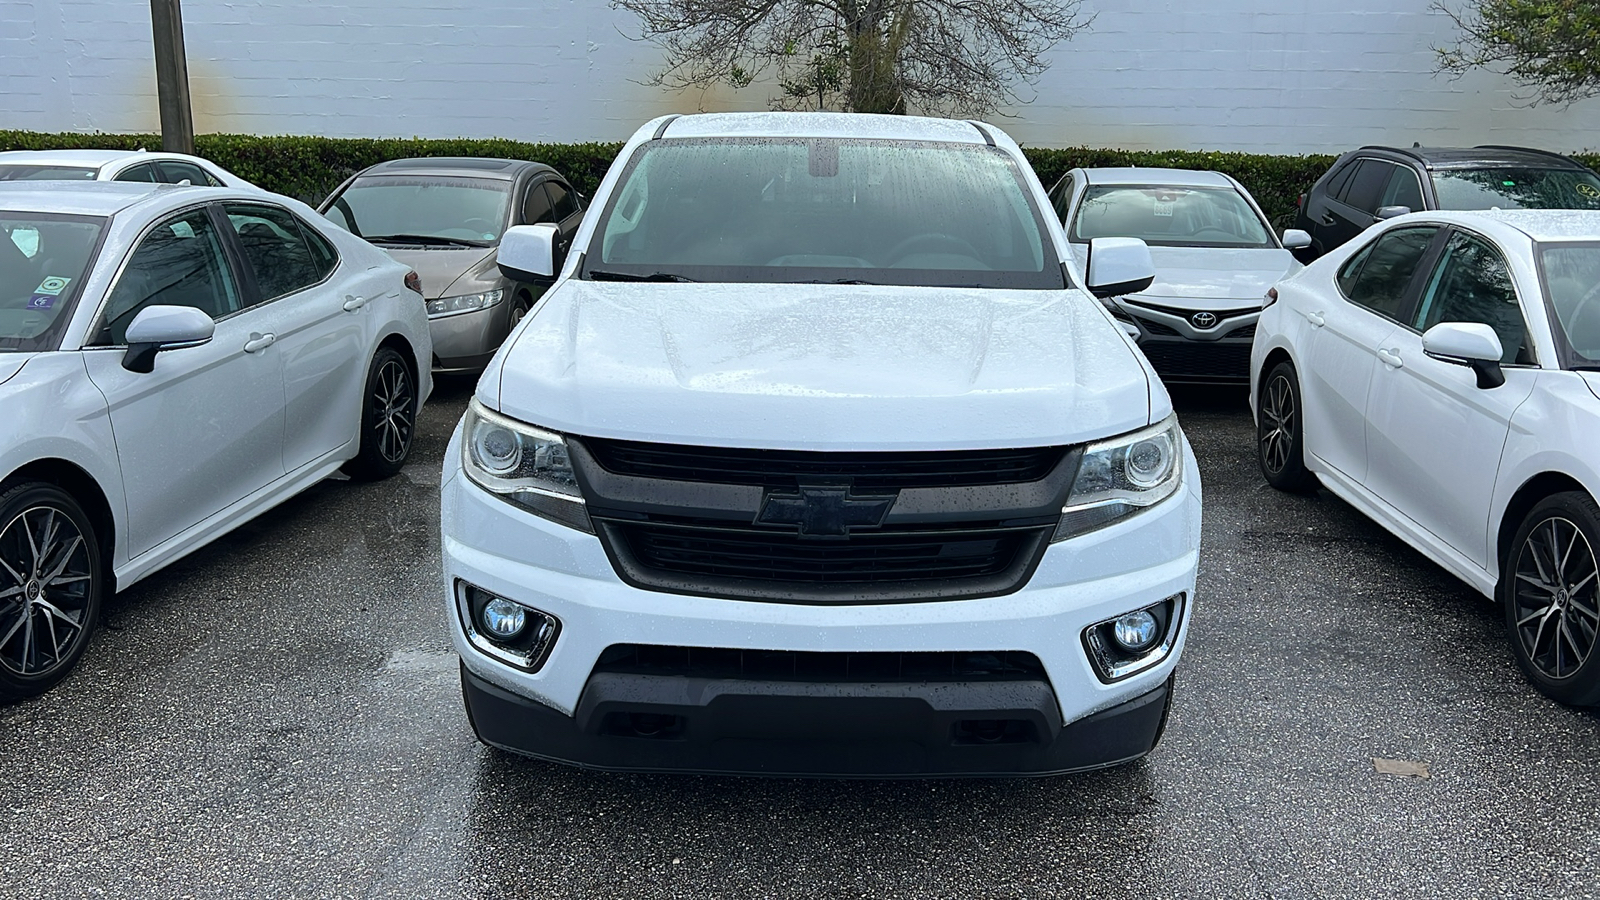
{"left": 1190, "top": 311, "right": 1218, "bottom": 329}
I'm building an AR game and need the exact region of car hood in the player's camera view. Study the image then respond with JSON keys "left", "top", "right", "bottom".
{"left": 1070, "top": 244, "right": 1299, "bottom": 310}
{"left": 375, "top": 246, "right": 495, "bottom": 298}
{"left": 0, "top": 354, "right": 31, "bottom": 387}
{"left": 484, "top": 281, "right": 1157, "bottom": 450}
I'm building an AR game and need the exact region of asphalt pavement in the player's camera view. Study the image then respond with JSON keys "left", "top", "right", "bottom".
{"left": 3, "top": 378, "right": 1597, "bottom": 899}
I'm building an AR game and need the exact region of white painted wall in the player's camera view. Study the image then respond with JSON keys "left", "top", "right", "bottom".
{"left": 2, "top": 0, "right": 1596, "bottom": 152}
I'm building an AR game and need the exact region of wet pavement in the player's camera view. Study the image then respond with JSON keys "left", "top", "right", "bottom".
{"left": 3, "top": 379, "right": 1598, "bottom": 899}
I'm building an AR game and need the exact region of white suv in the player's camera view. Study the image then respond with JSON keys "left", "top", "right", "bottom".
{"left": 441, "top": 113, "right": 1202, "bottom": 776}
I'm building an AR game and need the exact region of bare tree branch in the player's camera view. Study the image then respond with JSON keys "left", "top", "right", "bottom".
{"left": 1434, "top": 0, "right": 1600, "bottom": 106}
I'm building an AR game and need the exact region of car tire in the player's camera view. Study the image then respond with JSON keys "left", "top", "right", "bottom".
{"left": 0, "top": 482, "right": 105, "bottom": 702}
{"left": 1257, "top": 360, "right": 1318, "bottom": 493}
{"left": 1501, "top": 492, "right": 1600, "bottom": 706}
{"left": 342, "top": 346, "right": 417, "bottom": 481}
{"left": 508, "top": 292, "right": 532, "bottom": 330}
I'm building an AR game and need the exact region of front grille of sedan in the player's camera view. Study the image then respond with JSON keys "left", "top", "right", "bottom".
{"left": 571, "top": 437, "right": 1076, "bottom": 604}
{"left": 1138, "top": 340, "right": 1254, "bottom": 381}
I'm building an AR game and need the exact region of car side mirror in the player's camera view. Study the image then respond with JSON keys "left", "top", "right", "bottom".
{"left": 499, "top": 223, "right": 560, "bottom": 282}
{"left": 1085, "top": 237, "right": 1155, "bottom": 299}
{"left": 122, "top": 305, "right": 215, "bottom": 373}
{"left": 1375, "top": 205, "right": 1411, "bottom": 221}
{"left": 1281, "top": 228, "right": 1312, "bottom": 250}
{"left": 1422, "top": 321, "right": 1505, "bottom": 389}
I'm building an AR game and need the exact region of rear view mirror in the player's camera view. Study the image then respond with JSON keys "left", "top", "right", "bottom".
{"left": 1422, "top": 321, "right": 1505, "bottom": 389}
{"left": 1281, "top": 228, "right": 1312, "bottom": 250}
{"left": 499, "top": 223, "right": 559, "bottom": 282}
{"left": 1375, "top": 205, "right": 1411, "bottom": 220}
{"left": 1085, "top": 237, "right": 1155, "bottom": 299}
{"left": 122, "top": 305, "right": 215, "bottom": 373}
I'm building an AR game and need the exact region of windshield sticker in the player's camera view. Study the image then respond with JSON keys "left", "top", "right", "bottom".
{"left": 26, "top": 294, "right": 57, "bottom": 310}
{"left": 1153, "top": 199, "right": 1175, "bottom": 217}
{"left": 1579, "top": 183, "right": 1600, "bottom": 200}
{"left": 34, "top": 275, "right": 71, "bottom": 295}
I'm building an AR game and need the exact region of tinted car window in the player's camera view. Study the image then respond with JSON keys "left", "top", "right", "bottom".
{"left": 1380, "top": 166, "right": 1425, "bottom": 212}
{"left": 114, "top": 164, "right": 159, "bottom": 184}
{"left": 158, "top": 160, "right": 217, "bottom": 186}
{"left": 1433, "top": 167, "right": 1600, "bottom": 211}
{"left": 98, "top": 209, "right": 240, "bottom": 345}
{"left": 547, "top": 181, "right": 580, "bottom": 222}
{"left": 298, "top": 219, "right": 340, "bottom": 279}
{"left": 586, "top": 138, "right": 1059, "bottom": 289}
{"left": 524, "top": 183, "right": 555, "bottom": 224}
{"left": 1049, "top": 174, "right": 1075, "bottom": 221}
{"left": 1344, "top": 160, "right": 1395, "bottom": 214}
{"left": 1340, "top": 226, "right": 1437, "bottom": 320}
{"left": 225, "top": 202, "right": 323, "bottom": 301}
{"left": 0, "top": 213, "right": 103, "bottom": 352}
{"left": 1413, "top": 232, "right": 1529, "bottom": 364}
{"left": 1324, "top": 161, "right": 1357, "bottom": 202}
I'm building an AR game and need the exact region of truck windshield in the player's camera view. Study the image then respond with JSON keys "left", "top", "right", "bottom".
{"left": 583, "top": 138, "right": 1062, "bottom": 289}
{"left": 0, "top": 212, "right": 104, "bottom": 352}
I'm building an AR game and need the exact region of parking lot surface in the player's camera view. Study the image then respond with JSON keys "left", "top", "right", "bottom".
{"left": 3, "top": 379, "right": 1597, "bottom": 899}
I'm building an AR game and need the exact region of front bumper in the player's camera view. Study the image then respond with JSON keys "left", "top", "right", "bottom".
{"left": 441, "top": 427, "right": 1202, "bottom": 776}
{"left": 463, "top": 664, "right": 1173, "bottom": 777}
{"left": 1110, "top": 299, "right": 1258, "bottom": 384}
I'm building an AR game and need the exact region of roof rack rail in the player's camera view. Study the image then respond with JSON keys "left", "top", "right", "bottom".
{"left": 1358, "top": 145, "right": 1426, "bottom": 164}
{"left": 966, "top": 121, "right": 997, "bottom": 147}
{"left": 1474, "top": 144, "right": 1580, "bottom": 165}
{"left": 651, "top": 115, "right": 682, "bottom": 141}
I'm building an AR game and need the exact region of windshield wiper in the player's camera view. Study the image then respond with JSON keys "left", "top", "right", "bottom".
{"left": 364, "top": 234, "right": 489, "bottom": 248}
{"left": 788, "top": 278, "right": 885, "bottom": 285}
{"left": 586, "top": 269, "right": 699, "bottom": 282}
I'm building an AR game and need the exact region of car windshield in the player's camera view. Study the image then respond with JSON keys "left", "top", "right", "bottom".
{"left": 322, "top": 175, "right": 509, "bottom": 245}
{"left": 1434, "top": 167, "right": 1600, "bottom": 211}
{"left": 582, "top": 138, "right": 1061, "bottom": 289}
{"left": 1070, "top": 184, "right": 1275, "bottom": 248}
{"left": 1537, "top": 242, "right": 1600, "bottom": 367}
{"left": 0, "top": 212, "right": 104, "bottom": 352}
{"left": 0, "top": 165, "right": 98, "bottom": 182}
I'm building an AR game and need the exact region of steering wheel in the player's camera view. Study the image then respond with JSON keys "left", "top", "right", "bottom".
{"left": 885, "top": 233, "right": 982, "bottom": 264}
{"left": 1190, "top": 228, "right": 1239, "bottom": 242}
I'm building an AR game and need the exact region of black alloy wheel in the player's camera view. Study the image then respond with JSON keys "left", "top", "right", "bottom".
{"left": 0, "top": 482, "right": 104, "bottom": 701}
{"left": 1257, "top": 361, "right": 1317, "bottom": 492}
{"left": 1503, "top": 492, "right": 1600, "bottom": 706}
{"left": 343, "top": 346, "right": 417, "bottom": 481}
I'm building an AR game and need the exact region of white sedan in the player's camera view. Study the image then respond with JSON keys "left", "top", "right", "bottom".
{"left": 0, "top": 149, "right": 250, "bottom": 189}
{"left": 1252, "top": 209, "right": 1600, "bottom": 705}
{"left": 1, "top": 181, "right": 432, "bottom": 699}
{"left": 1048, "top": 167, "right": 1308, "bottom": 383}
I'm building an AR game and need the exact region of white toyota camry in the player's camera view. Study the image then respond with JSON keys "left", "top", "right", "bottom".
{"left": 1252, "top": 209, "right": 1600, "bottom": 705}
{"left": 0, "top": 149, "right": 250, "bottom": 189}
{"left": 1, "top": 181, "right": 432, "bottom": 700}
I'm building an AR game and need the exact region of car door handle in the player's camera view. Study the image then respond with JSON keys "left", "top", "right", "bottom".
{"left": 243, "top": 332, "right": 276, "bottom": 353}
{"left": 1377, "top": 347, "right": 1403, "bottom": 369}
{"left": 1306, "top": 310, "right": 1326, "bottom": 327}
{"left": 342, "top": 294, "right": 369, "bottom": 312}
{"left": 1319, "top": 214, "right": 1336, "bottom": 226}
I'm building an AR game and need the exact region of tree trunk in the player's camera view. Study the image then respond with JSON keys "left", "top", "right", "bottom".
{"left": 845, "top": 0, "right": 905, "bottom": 114}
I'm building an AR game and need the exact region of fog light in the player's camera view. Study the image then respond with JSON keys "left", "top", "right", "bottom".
{"left": 1112, "top": 610, "right": 1158, "bottom": 651}
{"left": 481, "top": 598, "right": 527, "bottom": 639}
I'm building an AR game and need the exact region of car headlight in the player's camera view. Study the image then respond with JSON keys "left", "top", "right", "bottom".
{"left": 1053, "top": 415, "right": 1183, "bottom": 541}
{"left": 427, "top": 288, "right": 504, "bottom": 318}
{"left": 461, "top": 400, "right": 592, "bottom": 532}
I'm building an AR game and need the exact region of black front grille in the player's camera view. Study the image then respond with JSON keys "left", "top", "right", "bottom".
{"left": 582, "top": 438, "right": 1066, "bottom": 490}
{"left": 606, "top": 521, "right": 1040, "bottom": 584}
{"left": 1139, "top": 340, "right": 1253, "bottom": 381}
{"left": 594, "top": 644, "right": 1047, "bottom": 682}
{"left": 1227, "top": 323, "right": 1257, "bottom": 340}
{"left": 1135, "top": 316, "right": 1182, "bottom": 337}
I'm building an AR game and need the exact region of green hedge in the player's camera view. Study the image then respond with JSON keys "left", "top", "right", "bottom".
{"left": 4, "top": 130, "right": 1596, "bottom": 228}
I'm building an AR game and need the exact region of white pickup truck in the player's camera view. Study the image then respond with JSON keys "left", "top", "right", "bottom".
{"left": 440, "top": 112, "right": 1201, "bottom": 776}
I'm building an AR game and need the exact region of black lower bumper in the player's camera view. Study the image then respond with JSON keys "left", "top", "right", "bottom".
{"left": 461, "top": 665, "right": 1172, "bottom": 777}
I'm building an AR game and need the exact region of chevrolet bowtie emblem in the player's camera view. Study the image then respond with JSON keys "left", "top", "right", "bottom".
{"left": 756, "top": 486, "right": 896, "bottom": 538}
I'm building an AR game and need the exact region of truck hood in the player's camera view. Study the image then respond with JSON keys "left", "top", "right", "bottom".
{"left": 486, "top": 281, "right": 1156, "bottom": 450}
{"left": 1069, "top": 244, "right": 1299, "bottom": 310}
{"left": 0, "top": 354, "right": 31, "bottom": 387}
{"left": 376, "top": 245, "right": 495, "bottom": 298}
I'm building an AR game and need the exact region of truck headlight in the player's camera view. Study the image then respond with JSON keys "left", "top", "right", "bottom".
{"left": 1053, "top": 416, "right": 1183, "bottom": 541}
{"left": 428, "top": 288, "right": 504, "bottom": 318}
{"left": 462, "top": 400, "right": 592, "bottom": 532}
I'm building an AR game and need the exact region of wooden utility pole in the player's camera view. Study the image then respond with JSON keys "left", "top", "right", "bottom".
{"left": 150, "top": 0, "right": 194, "bottom": 154}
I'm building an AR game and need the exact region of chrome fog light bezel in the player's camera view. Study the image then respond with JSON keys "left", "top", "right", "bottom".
{"left": 1082, "top": 593, "right": 1184, "bottom": 683}
{"left": 456, "top": 581, "right": 560, "bottom": 672}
